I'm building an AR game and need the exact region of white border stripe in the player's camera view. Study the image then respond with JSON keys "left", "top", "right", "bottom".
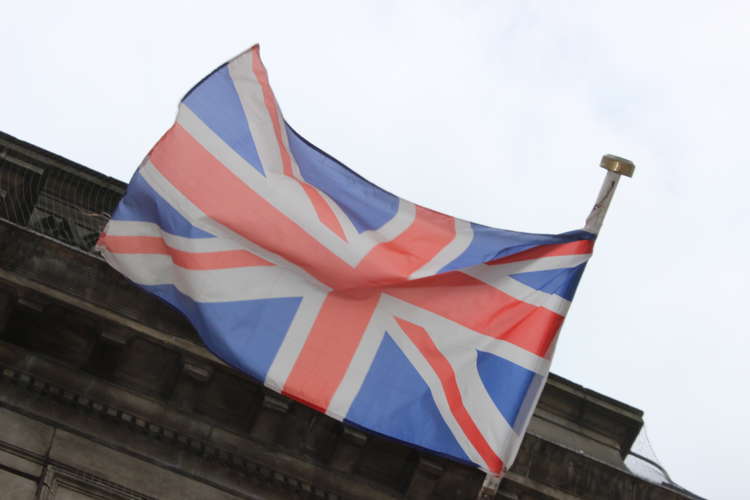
{"left": 410, "top": 219, "right": 473, "bottom": 280}
{"left": 312, "top": 184, "right": 361, "bottom": 242}
{"left": 484, "top": 253, "right": 590, "bottom": 277}
{"left": 104, "top": 220, "right": 168, "bottom": 237}
{"left": 104, "top": 220, "right": 251, "bottom": 253}
{"left": 461, "top": 267, "right": 573, "bottom": 316}
{"left": 326, "top": 302, "right": 388, "bottom": 419}
{"left": 264, "top": 289, "right": 328, "bottom": 391}
{"left": 227, "top": 51, "right": 285, "bottom": 176}
{"left": 105, "top": 253, "right": 313, "bottom": 302}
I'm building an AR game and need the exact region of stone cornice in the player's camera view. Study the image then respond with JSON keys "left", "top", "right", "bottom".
{"left": 0, "top": 364, "right": 351, "bottom": 500}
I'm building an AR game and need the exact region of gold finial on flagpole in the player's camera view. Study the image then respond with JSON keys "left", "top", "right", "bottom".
{"left": 584, "top": 154, "right": 635, "bottom": 234}
{"left": 600, "top": 154, "right": 635, "bottom": 177}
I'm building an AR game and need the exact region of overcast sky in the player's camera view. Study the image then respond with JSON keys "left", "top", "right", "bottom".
{"left": 3, "top": 2, "right": 748, "bottom": 497}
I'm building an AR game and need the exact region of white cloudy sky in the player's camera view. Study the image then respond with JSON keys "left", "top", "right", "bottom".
{"left": 3, "top": 2, "right": 748, "bottom": 497}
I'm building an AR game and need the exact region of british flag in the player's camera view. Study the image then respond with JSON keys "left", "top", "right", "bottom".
{"left": 97, "top": 45, "right": 595, "bottom": 474}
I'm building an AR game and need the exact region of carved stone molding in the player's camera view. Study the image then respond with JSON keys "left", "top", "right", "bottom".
{"left": 182, "top": 356, "right": 214, "bottom": 382}
{"left": 0, "top": 365, "right": 343, "bottom": 500}
{"left": 249, "top": 392, "right": 292, "bottom": 445}
{"left": 16, "top": 293, "right": 48, "bottom": 313}
{"left": 39, "top": 463, "right": 157, "bottom": 500}
{"left": 99, "top": 325, "right": 135, "bottom": 346}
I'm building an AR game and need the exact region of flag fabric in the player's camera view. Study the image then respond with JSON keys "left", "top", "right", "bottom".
{"left": 97, "top": 45, "right": 595, "bottom": 474}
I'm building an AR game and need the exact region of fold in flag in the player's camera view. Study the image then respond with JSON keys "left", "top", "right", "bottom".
{"left": 98, "top": 45, "right": 595, "bottom": 474}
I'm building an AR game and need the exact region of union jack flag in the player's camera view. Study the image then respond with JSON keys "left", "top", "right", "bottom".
{"left": 98, "top": 45, "right": 595, "bottom": 474}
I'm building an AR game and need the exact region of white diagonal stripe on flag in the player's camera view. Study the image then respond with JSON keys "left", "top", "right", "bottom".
{"left": 105, "top": 253, "right": 312, "bottom": 302}
{"left": 385, "top": 316, "right": 487, "bottom": 469}
{"left": 228, "top": 51, "right": 360, "bottom": 245}
{"left": 105, "top": 220, "right": 250, "bottom": 254}
{"left": 460, "top": 267, "right": 573, "bottom": 316}
{"left": 409, "top": 218, "right": 473, "bottom": 280}
{"left": 227, "top": 50, "right": 286, "bottom": 176}
{"left": 326, "top": 301, "right": 389, "bottom": 420}
{"left": 484, "top": 253, "right": 590, "bottom": 277}
{"left": 264, "top": 288, "right": 329, "bottom": 391}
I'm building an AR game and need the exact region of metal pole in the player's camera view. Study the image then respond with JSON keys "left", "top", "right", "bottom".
{"left": 584, "top": 154, "right": 635, "bottom": 234}
{"left": 477, "top": 472, "right": 503, "bottom": 500}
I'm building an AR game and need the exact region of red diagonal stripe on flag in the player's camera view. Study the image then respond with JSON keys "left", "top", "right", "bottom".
{"left": 355, "top": 206, "right": 455, "bottom": 287}
{"left": 488, "top": 239, "right": 593, "bottom": 265}
{"left": 395, "top": 317, "right": 504, "bottom": 474}
{"left": 283, "top": 290, "right": 380, "bottom": 412}
{"left": 251, "top": 47, "right": 347, "bottom": 241}
{"left": 386, "top": 272, "right": 563, "bottom": 357}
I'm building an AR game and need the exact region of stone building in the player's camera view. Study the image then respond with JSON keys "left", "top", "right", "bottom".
{"left": 0, "top": 131, "right": 700, "bottom": 499}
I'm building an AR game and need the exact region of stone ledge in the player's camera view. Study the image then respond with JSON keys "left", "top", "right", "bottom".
{"left": 0, "top": 365, "right": 346, "bottom": 500}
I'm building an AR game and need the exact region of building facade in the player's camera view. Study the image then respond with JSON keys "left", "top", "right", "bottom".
{"left": 0, "top": 131, "right": 699, "bottom": 499}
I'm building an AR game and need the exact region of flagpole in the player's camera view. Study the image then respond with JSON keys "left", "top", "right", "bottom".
{"left": 475, "top": 154, "right": 634, "bottom": 500}
{"left": 584, "top": 154, "right": 635, "bottom": 234}
{"left": 477, "top": 471, "right": 503, "bottom": 500}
